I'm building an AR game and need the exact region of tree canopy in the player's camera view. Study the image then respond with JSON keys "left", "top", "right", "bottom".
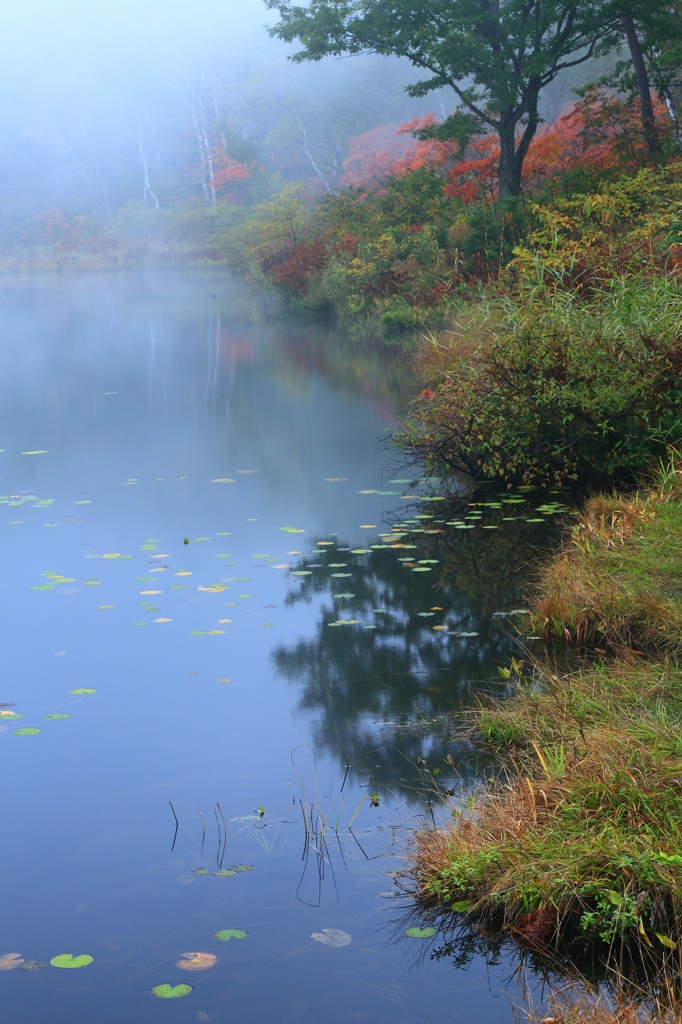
{"left": 265, "top": 0, "right": 622, "bottom": 197}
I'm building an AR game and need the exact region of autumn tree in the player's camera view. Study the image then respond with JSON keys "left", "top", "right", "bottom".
{"left": 266, "top": 0, "right": 622, "bottom": 198}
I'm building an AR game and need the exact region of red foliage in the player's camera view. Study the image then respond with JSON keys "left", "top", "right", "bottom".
{"left": 443, "top": 88, "right": 674, "bottom": 206}
{"left": 343, "top": 90, "right": 674, "bottom": 210}
{"left": 443, "top": 135, "right": 499, "bottom": 204}
{"left": 340, "top": 115, "right": 461, "bottom": 188}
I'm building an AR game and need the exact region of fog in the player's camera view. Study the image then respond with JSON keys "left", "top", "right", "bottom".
{"left": 0, "top": 0, "right": 451, "bottom": 238}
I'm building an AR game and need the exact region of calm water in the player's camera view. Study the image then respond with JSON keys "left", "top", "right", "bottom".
{"left": 0, "top": 271, "right": 559, "bottom": 1023}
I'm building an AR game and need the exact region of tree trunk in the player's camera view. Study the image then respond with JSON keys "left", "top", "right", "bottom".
{"left": 497, "top": 120, "right": 522, "bottom": 199}
{"left": 621, "top": 15, "right": 659, "bottom": 155}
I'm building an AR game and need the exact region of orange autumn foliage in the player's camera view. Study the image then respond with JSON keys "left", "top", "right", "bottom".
{"left": 340, "top": 90, "right": 674, "bottom": 206}
{"left": 340, "top": 115, "right": 461, "bottom": 188}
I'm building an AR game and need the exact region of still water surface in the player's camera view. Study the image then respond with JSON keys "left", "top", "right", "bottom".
{"left": 0, "top": 272, "right": 555, "bottom": 1023}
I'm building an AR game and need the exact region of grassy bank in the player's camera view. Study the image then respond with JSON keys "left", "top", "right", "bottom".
{"left": 410, "top": 458, "right": 682, "bottom": 966}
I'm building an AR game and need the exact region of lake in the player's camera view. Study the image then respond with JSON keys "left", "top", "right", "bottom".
{"left": 0, "top": 270, "right": 563, "bottom": 1022}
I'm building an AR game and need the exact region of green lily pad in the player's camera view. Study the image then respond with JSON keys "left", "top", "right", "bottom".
{"left": 43, "top": 713, "right": 71, "bottom": 720}
{"left": 451, "top": 900, "right": 474, "bottom": 912}
{"left": 151, "top": 983, "right": 192, "bottom": 999}
{"left": 14, "top": 728, "right": 41, "bottom": 736}
{"left": 70, "top": 688, "right": 96, "bottom": 695}
{"left": 405, "top": 927, "right": 436, "bottom": 939}
{"left": 50, "top": 953, "right": 93, "bottom": 969}
{"left": 213, "top": 929, "right": 247, "bottom": 941}
{"left": 212, "top": 869, "right": 237, "bottom": 877}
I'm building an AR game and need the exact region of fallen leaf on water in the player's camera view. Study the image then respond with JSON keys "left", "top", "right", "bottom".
{"left": 176, "top": 952, "right": 217, "bottom": 972}
{"left": 0, "top": 953, "right": 24, "bottom": 971}
{"left": 311, "top": 929, "right": 351, "bottom": 948}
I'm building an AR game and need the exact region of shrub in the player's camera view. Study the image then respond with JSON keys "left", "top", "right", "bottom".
{"left": 397, "top": 274, "right": 682, "bottom": 486}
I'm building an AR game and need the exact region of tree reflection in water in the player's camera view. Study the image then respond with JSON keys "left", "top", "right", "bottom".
{"left": 273, "top": 489, "right": 570, "bottom": 803}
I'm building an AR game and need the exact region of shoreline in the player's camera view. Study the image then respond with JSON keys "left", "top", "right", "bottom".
{"left": 408, "top": 456, "right": 682, "bottom": 996}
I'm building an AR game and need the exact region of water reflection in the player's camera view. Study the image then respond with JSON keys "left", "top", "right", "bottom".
{"left": 274, "top": 492, "right": 568, "bottom": 799}
{"left": 0, "top": 270, "right": 566, "bottom": 1024}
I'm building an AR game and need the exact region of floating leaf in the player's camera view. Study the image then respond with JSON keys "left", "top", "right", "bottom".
{"left": 213, "top": 930, "right": 247, "bottom": 941}
{"left": 70, "top": 688, "right": 96, "bottom": 695}
{"left": 210, "top": 478, "right": 236, "bottom": 484}
{"left": 0, "top": 953, "right": 23, "bottom": 970}
{"left": 231, "top": 864, "right": 253, "bottom": 872}
{"left": 17, "top": 960, "right": 46, "bottom": 971}
{"left": 176, "top": 952, "right": 217, "bottom": 971}
{"left": 192, "top": 868, "right": 209, "bottom": 875}
{"left": 151, "top": 984, "right": 192, "bottom": 999}
{"left": 405, "top": 927, "right": 436, "bottom": 939}
{"left": 43, "top": 713, "right": 71, "bottom": 720}
{"left": 21, "top": 450, "right": 48, "bottom": 456}
{"left": 212, "top": 869, "right": 237, "bottom": 878}
{"left": 14, "top": 728, "right": 41, "bottom": 736}
{"left": 311, "top": 929, "right": 351, "bottom": 948}
{"left": 451, "top": 900, "right": 474, "bottom": 912}
{"left": 50, "top": 954, "right": 93, "bottom": 969}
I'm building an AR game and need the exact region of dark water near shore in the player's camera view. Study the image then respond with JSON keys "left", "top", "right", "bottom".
{"left": 0, "top": 271, "right": 563, "bottom": 1023}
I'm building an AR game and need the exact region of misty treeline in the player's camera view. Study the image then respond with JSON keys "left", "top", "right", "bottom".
{"left": 0, "top": 18, "right": 448, "bottom": 253}
{"left": 2, "top": 0, "right": 681, "bottom": 268}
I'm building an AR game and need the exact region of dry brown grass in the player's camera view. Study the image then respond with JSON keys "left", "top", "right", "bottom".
{"left": 414, "top": 302, "right": 504, "bottom": 379}
{"left": 533, "top": 463, "right": 682, "bottom": 651}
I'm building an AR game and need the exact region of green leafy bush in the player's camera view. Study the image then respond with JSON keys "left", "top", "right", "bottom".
{"left": 398, "top": 274, "right": 682, "bottom": 486}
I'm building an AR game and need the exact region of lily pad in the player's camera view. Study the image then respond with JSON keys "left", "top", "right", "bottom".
{"left": 212, "top": 869, "right": 237, "bottom": 878}
{"left": 50, "top": 953, "right": 93, "bottom": 969}
{"left": 311, "top": 928, "right": 351, "bottom": 948}
{"left": 213, "top": 929, "right": 247, "bottom": 941}
{"left": 14, "top": 728, "right": 41, "bottom": 736}
{"left": 176, "top": 952, "right": 217, "bottom": 971}
{"left": 151, "top": 983, "right": 192, "bottom": 998}
{"left": 70, "top": 688, "right": 96, "bottom": 695}
{"left": 43, "top": 713, "right": 71, "bottom": 720}
{"left": 405, "top": 927, "right": 436, "bottom": 939}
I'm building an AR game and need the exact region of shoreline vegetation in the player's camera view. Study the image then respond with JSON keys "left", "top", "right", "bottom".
{"left": 407, "top": 457, "right": 682, "bottom": 1020}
